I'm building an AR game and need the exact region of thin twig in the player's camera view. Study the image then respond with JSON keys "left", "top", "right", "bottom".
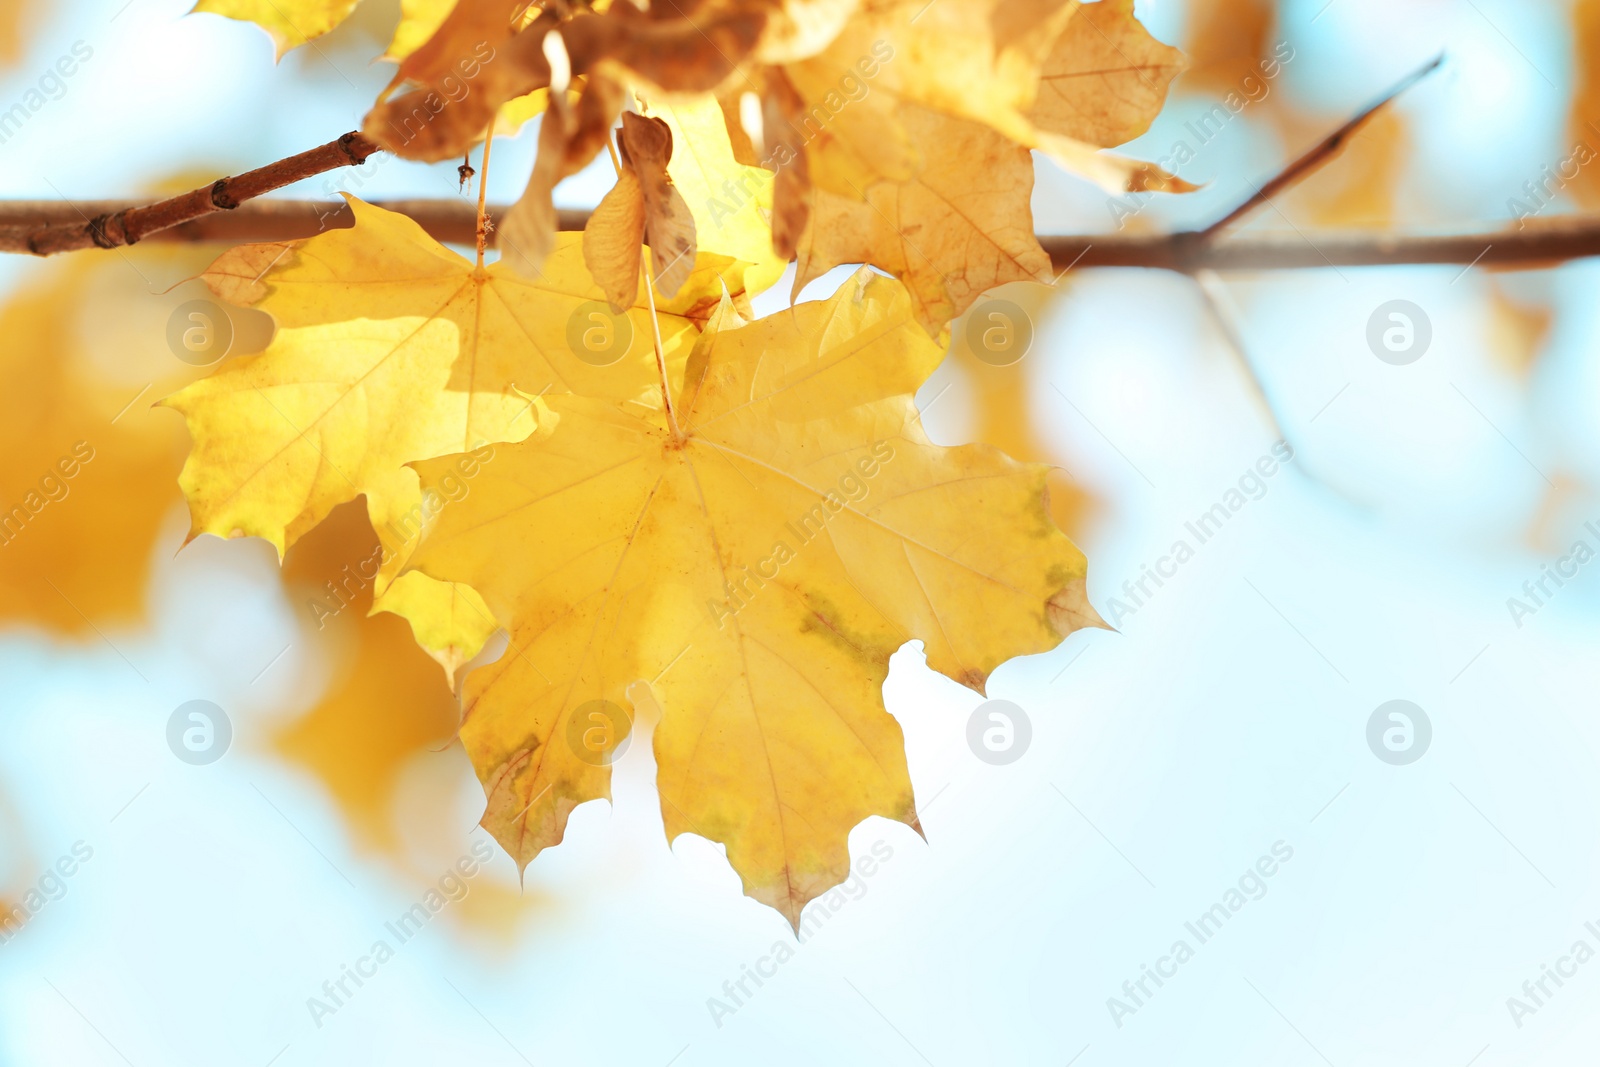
{"left": 1197, "top": 53, "right": 1444, "bottom": 240}
{"left": 9, "top": 132, "right": 380, "bottom": 256}
{"left": 475, "top": 120, "right": 495, "bottom": 269}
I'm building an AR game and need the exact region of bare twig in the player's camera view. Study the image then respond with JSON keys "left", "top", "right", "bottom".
{"left": 5, "top": 131, "right": 380, "bottom": 256}
{"left": 1197, "top": 54, "right": 1445, "bottom": 240}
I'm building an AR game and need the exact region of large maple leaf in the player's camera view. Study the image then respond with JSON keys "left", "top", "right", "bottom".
{"left": 407, "top": 271, "right": 1100, "bottom": 925}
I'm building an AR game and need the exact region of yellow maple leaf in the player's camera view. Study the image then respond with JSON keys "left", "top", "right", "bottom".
{"left": 408, "top": 271, "right": 1100, "bottom": 925}
{"left": 1029, "top": 0, "right": 1187, "bottom": 149}
{"left": 162, "top": 196, "right": 753, "bottom": 681}
{"left": 192, "top": 0, "right": 359, "bottom": 58}
{"left": 797, "top": 106, "right": 1053, "bottom": 335}
{"left": 770, "top": 0, "right": 1189, "bottom": 331}
{"left": 781, "top": 0, "right": 1187, "bottom": 195}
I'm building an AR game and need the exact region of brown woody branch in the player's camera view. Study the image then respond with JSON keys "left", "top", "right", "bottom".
{"left": 3, "top": 132, "right": 381, "bottom": 255}
{"left": 0, "top": 55, "right": 1577, "bottom": 273}
{"left": 0, "top": 196, "right": 1590, "bottom": 271}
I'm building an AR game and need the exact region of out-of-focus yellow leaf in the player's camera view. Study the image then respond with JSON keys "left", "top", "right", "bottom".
{"left": 384, "top": 0, "right": 457, "bottom": 61}
{"left": 273, "top": 499, "right": 555, "bottom": 935}
{"left": 1484, "top": 278, "right": 1554, "bottom": 375}
{"left": 277, "top": 500, "right": 460, "bottom": 850}
{"left": 192, "top": 0, "right": 364, "bottom": 57}
{"left": 1569, "top": 0, "right": 1600, "bottom": 205}
{"left": 0, "top": 0, "right": 40, "bottom": 65}
{"left": 1181, "top": 0, "right": 1275, "bottom": 93}
{"left": 1279, "top": 108, "right": 1409, "bottom": 228}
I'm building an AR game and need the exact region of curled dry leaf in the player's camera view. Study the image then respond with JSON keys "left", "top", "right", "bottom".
{"left": 582, "top": 169, "right": 650, "bottom": 309}
{"left": 367, "top": 1, "right": 547, "bottom": 161}
{"left": 406, "top": 271, "right": 1096, "bottom": 926}
{"left": 499, "top": 70, "right": 627, "bottom": 281}
{"left": 363, "top": 0, "right": 770, "bottom": 162}
{"left": 582, "top": 112, "right": 699, "bottom": 307}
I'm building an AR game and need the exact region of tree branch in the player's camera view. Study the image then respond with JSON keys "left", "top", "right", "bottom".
{"left": 1197, "top": 54, "right": 1444, "bottom": 240}
{"left": 0, "top": 197, "right": 1586, "bottom": 271}
{"left": 0, "top": 53, "right": 1574, "bottom": 275}
{"left": 3, "top": 132, "right": 381, "bottom": 255}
